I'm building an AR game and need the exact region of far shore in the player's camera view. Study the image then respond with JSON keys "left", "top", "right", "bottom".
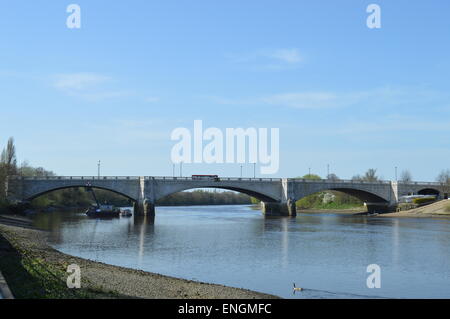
{"left": 0, "top": 215, "right": 279, "bottom": 299}
{"left": 298, "top": 201, "right": 450, "bottom": 219}
{"left": 298, "top": 207, "right": 367, "bottom": 215}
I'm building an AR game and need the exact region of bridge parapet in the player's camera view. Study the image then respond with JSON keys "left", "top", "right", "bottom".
{"left": 291, "top": 178, "right": 391, "bottom": 184}
{"left": 11, "top": 176, "right": 141, "bottom": 181}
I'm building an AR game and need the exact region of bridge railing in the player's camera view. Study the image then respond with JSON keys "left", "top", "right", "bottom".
{"left": 10, "top": 176, "right": 282, "bottom": 182}
{"left": 396, "top": 181, "right": 444, "bottom": 186}
{"left": 149, "top": 176, "right": 282, "bottom": 182}
{"left": 290, "top": 178, "right": 392, "bottom": 184}
{"left": 10, "top": 176, "right": 141, "bottom": 180}
{"left": 9, "top": 175, "right": 445, "bottom": 186}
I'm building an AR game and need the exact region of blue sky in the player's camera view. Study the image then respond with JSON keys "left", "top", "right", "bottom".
{"left": 1, "top": 0, "right": 450, "bottom": 180}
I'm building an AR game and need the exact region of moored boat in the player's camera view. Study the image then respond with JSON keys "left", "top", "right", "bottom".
{"left": 85, "top": 205, "right": 121, "bottom": 218}
{"left": 120, "top": 209, "right": 132, "bottom": 217}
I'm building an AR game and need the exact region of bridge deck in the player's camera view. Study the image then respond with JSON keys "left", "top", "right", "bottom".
{"left": 9, "top": 175, "right": 444, "bottom": 186}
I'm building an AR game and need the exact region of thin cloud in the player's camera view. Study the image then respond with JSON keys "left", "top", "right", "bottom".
{"left": 265, "top": 49, "right": 302, "bottom": 64}
{"left": 226, "top": 48, "right": 303, "bottom": 70}
{"left": 53, "top": 73, "right": 111, "bottom": 90}
{"left": 52, "top": 72, "right": 131, "bottom": 101}
{"left": 145, "top": 97, "right": 160, "bottom": 103}
{"left": 208, "top": 86, "right": 448, "bottom": 110}
{"left": 261, "top": 92, "right": 338, "bottom": 109}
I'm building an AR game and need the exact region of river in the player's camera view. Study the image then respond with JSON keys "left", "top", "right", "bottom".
{"left": 32, "top": 205, "right": 450, "bottom": 299}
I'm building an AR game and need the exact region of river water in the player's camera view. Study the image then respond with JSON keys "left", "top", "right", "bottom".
{"left": 32, "top": 205, "right": 450, "bottom": 299}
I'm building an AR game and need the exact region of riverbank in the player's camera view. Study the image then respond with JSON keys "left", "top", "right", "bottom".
{"left": 298, "top": 207, "right": 367, "bottom": 215}
{"left": 0, "top": 216, "right": 279, "bottom": 299}
{"left": 378, "top": 200, "right": 450, "bottom": 218}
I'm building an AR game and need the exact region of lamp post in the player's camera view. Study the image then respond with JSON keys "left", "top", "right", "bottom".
{"left": 253, "top": 163, "right": 256, "bottom": 179}
{"left": 97, "top": 160, "right": 101, "bottom": 178}
{"left": 240, "top": 165, "right": 243, "bottom": 178}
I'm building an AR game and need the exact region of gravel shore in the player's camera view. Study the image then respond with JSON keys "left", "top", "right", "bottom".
{"left": 0, "top": 218, "right": 279, "bottom": 299}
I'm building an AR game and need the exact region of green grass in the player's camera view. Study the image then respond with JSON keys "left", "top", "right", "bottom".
{"left": 305, "top": 202, "right": 364, "bottom": 210}
{"left": 0, "top": 232, "right": 120, "bottom": 299}
{"left": 412, "top": 197, "right": 436, "bottom": 205}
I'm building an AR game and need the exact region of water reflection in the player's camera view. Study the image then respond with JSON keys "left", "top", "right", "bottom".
{"left": 32, "top": 205, "right": 450, "bottom": 299}
{"left": 132, "top": 214, "right": 154, "bottom": 265}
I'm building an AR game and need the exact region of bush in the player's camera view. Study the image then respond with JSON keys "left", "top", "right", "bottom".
{"left": 412, "top": 197, "right": 436, "bottom": 205}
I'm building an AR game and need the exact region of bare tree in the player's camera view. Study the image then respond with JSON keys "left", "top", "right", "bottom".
{"left": 437, "top": 169, "right": 450, "bottom": 196}
{"left": 437, "top": 169, "right": 450, "bottom": 183}
{"left": 363, "top": 168, "right": 379, "bottom": 182}
{"left": 400, "top": 170, "right": 413, "bottom": 183}
{"left": 327, "top": 173, "right": 339, "bottom": 181}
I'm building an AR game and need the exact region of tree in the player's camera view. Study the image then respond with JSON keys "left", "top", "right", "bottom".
{"left": 437, "top": 169, "right": 450, "bottom": 196}
{"left": 437, "top": 169, "right": 450, "bottom": 184}
{"left": 351, "top": 169, "right": 379, "bottom": 182}
{"left": 327, "top": 173, "right": 339, "bottom": 181}
{"left": 0, "top": 137, "right": 17, "bottom": 202}
{"left": 300, "top": 174, "right": 321, "bottom": 180}
{"left": 363, "top": 168, "right": 378, "bottom": 182}
{"left": 400, "top": 170, "right": 413, "bottom": 183}
{"left": 0, "top": 137, "right": 17, "bottom": 176}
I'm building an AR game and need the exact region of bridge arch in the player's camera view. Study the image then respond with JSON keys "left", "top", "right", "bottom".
{"left": 291, "top": 180, "right": 392, "bottom": 204}
{"left": 154, "top": 184, "right": 280, "bottom": 203}
{"left": 417, "top": 188, "right": 440, "bottom": 197}
{"left": 25, "top": 185, "right": 137, "bottom": 203}
{"left": 13, "top": 178, "right": 142, "bottom": 203}
{"left": 294, "top": 187, "right": 389, "bottom": 203}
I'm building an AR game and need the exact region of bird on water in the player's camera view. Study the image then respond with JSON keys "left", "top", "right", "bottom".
{"left": 293, "top": 283, "right": 302, "bottom": 292}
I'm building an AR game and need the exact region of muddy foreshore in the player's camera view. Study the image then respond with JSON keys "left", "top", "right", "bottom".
{"left": 0, "top": 216, "right": 279, "bottom": 299}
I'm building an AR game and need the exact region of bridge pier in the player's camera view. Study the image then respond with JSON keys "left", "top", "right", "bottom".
{"left": 133, "top": 199, "right": 155, "bottom": 216}
{"left": 262, "top": 201, "right": 296, "bottom": 217}
{"left": 364, "top": 202, "right": 394, "bottom": 214}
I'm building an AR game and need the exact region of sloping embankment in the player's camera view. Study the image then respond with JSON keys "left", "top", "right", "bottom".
{"left": 380, "top": 200, "right": 450, "bottom": 218}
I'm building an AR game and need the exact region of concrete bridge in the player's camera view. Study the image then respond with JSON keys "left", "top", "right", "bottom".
{"left": 6, "top": 176, "right": 449, "bottom": 216}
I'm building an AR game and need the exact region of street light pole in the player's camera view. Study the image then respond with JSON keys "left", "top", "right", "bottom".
{"left": 240, "top": 165, "right": 243, "bottom": 178}
{"left": 253, "top": 163, "right": 256, "bottom": 179}
{"left": 173, "top": 164, "right": 175, "bottom": 177}
{"left": 97, "top": 160, "right": 101, "bottom": 178}
{"left": 395, "top": 166, "right": 398, "bottom": 181}
{"left": 180, "top": 162, "right": 183, "bottom": 177}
